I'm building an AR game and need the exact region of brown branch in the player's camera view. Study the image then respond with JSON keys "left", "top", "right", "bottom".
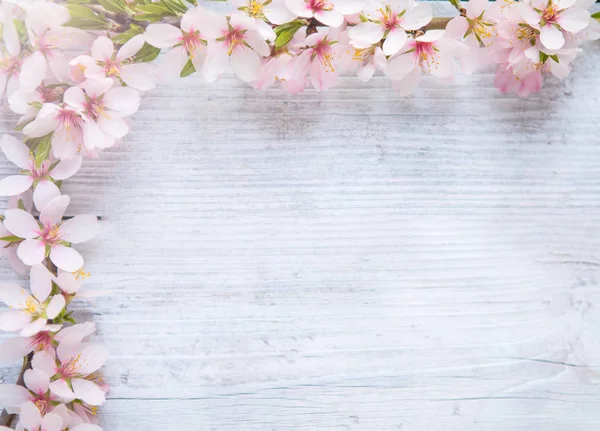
{"left": 423, "top": 17, "right": 453, "bottom": 30}
{"left": 0, "top": 354, "right": 33, "bottom": 428}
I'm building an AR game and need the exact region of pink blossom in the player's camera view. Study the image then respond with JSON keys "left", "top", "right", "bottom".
{"left": 386, "top": 30, "right": 467, "bottom": 94}
{"left": 32, "top": 339, "right": 109, "bottom": 406}
{"left": 285, "top": 0, "right": 365, "bottom": 28}
{"left": 71, "top": 36, "right": 156, "bottom": 91}
{"left": 349, "top": 1, "right": 432, "bottom": 56}
{"left": 0, "top": 368, "right": 59, "bottom": 415}
{"left": 0, "top": 264, "right": 65, "bottom": 336}
{"left": 263, "top": 0, "right": 298, "bottom": 24}
{"left": 0, "top": 134, "right": 82, "bottom": 209}
{"left": 234, "top": 1, "right": 278, "bottom": 41}
{"left": 64, "top": 78, "right": 140, "bottom": 152}
{"left": 16, "top": 402, "right": 62, "bottom": 431}
{"left": 518, "top": 0, "right": 591, "bottom": 50}
{"left": 3, "top": 195, "right": 100, "bottom": 271}
{"left": 201, "top": 14, "right": 270, "bottom": 82}
{"left": 494, "top": 62, "right": 543, "bottom": 96}
{"left": 145, "top": 7, "right": 210, "bottom": 81}
{"left": 346, "top": 44, "right": 387, "bottom": 82}
{"left": 292, "top": 28, "right": 350, "bottom": 91}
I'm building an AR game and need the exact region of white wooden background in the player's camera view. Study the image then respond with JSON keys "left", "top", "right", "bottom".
{"left": 2, "top": 3, "right": 600, "bottom": 429}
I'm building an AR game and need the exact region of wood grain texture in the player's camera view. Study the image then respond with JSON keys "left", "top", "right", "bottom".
{"left": 2, "top": 3, "right": 600, "bottom": 429}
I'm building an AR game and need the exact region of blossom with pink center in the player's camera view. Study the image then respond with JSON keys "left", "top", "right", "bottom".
{"left": 64, "top": 78, "right": 140, "bottom": 152}
{"left": 346, "top": 45, "right": 387, "bottom": 82}
{"left": 0, "top": 134, "right": 82, "bottom": 209}
{"left": 518, "top": 0, "right": 591, "bottom": 50}
{"left": 349, "top": 0, "right": 433, "bottom": 56}
{"left": 386, "top": 30, "right": 467, "bottom": 94}
{"left": 32, "top": 339, "right": 109, "bottom": 406}
{"left": 0, "top": 264, "right": 65, "bottom": 336}
{"left": 145, "top": 7, "right": 210, "bottom": 81}
{"left": 0, "top": 51, "right": 22, "bottom": 99}
{"left": 15, "top": 402, "right": 63, "bottom": 431}
{"left": 285, "top": 0, "right": 365, "bottom": 28}
{"left": 445, "top": 0, "right": 495, "bottom": 74}
{"left": 3, "top": 194, "right": 100, "bottom": 271}
{"left": 22, "top": 101, "right": 89, "bottom": 160}
{"left": 0, "top": 368, "right": 59, "bottom": 416}
{"left": 201, "top": 14, "right": 271, "bottom": 82}
{"left": 70, "top": 35, "right": 156, "bottom": 91}
{"left": 234, "top": 1, "right": 278, "bottom": 41}
{"left": 292, "top": 28, "right": 350, "bottom": 91}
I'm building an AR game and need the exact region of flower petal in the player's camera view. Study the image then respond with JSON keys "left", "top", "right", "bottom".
{"left": 1, "top": 134, "right": 31, "bottom": 169}
{"left": 120, "top": 63, "right": 156, "bottom": 91}
{"left": 285, "top": 0, "right": 313, "bottom": 18}
{"left": 0, "top": 310, "right": 31, "bottom": 331}
{"left": 116, "top": 34, "right": 146, "bottom": 61}
{"left": 4, "top": 209, "right": 39, "bottom": 239}
{"left": 144, "top": 23, "right": 182, "bottom": 48}
{"left": 232, "top": 49, "right": 262, "bottom": 83}
{"left": 19, "top": 52, "right": 47, "bottom": 94}
{"left": 91, "top": 36, "right": 114, "bottom": 61}
{"left": 0, "top": 283, "right": 30, "bottom": 309}
{"left": 30, "top": 264, "right": 52, "bottom": 302}
{"left": 32, "top": 351, "right": 57, "bottom": 376}
{"left": 0, "top": 175, "right": 34, "bottom": 196}
{"left": 46, "top": 295, "right": 66, "bottom": 319}
{"left": 41, "top": 413, "right": 63, "bottom": 431}
{"left": 401, "top": 3, "right": 433, "bottom": 30}
{"left": 103, "top": 87, "right": 140, "bottom": 116}
{"left": 18, "top": 401, "right": 42, "bottom": 430}
{"left": 386, "top": 52, "right": 417, "bottom": 80}
{"left": 97, "top": 116, "right": 129, "bottom": 139}
{"left": 0, "top": 337, "right": 33, "bottom": 365}
{"left": 349, "top": 22, "right": 385, "bottom": 45}
{"left": 383, "top": 28, "right": 407, "bottom": 56}
{"left": 33, "top": 180, "right": 61, "bottom": 212}
{"left": 24, "top": 368, "right": 50, "bottom": 395}
{"left": 20, "top": 317, "right": 47, "bottom": 337}
{"left": 77, "top": 343, "right": 109, "bottom": 374}
{"left": 17, "top": 239, "right": 46, "bottom": 266}
{"left": 39, "top": 194, "right": 70, "bottom": 226}
{"left": 540, "top": 24, "right": 565, "bottom": 50}
{"left": 49, "top": 379, "right": 76, "bottom": 402}
{"left": 264, "top": 1, "right": 298, "bottom": 24}
{"left": 558, "top": 8, "right": 590, "bottom": 33}
{"left": 60, "top": 214, "right": 100, "bottom": 244}
{"left": 0, "top": 384, "right": 31, "bottom": 408}
{"left": 72, "top": 378, "right": 106, "bottom": 406}
{"left": 314, "top": 9, "right": 344, "bottom": 27}
{"left": 49, "top": 156, "right": 82, "bottom": 181}
{"left": 50, "top": 244, "right": 84, "bottom": 272}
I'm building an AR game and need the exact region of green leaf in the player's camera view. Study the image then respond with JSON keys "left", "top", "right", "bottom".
{"left": 0, "top": 235, "right": 23, "bottom": 242}
{"left": 134, "top": 3, "right": 177, "bottom": 21}
{"left": 112, "top": 23, "right": 144, "bottom": 44}
{"left": 33, "top": 133, "right": 52, "bottom": 167}
{"left": 133, "top": 42, "right": 161, "bottom": 62}
{"left": 539, "top": 51, "right": 549, "bottom": 63}
{"left": 65, "top": 4, "right": 111, "bottom": 30}
{"left": 592, "top": 11, "right": 600, "bottom": 20}
{"left": 549, "top": 54, "right": 559, "bottom": 63}
{"left": 161, "top": 0, "right": 188, "bottom": 14}
{"left": 180, "top": 59, "right": 196, "bottom": 78}
{"left": 98, "top": 0, "right": 131, "bottom": 14}
{"left": 275, "top": 22, "right": 302, "bottom": 49}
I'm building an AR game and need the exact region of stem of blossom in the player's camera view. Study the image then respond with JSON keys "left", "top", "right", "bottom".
{"left": 0, "top": 354, "right": 33, "bottom": 428}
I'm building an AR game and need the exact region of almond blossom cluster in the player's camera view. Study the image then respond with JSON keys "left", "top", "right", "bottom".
{"left": 0, "top": 0, "right": 598, "bottom": 429}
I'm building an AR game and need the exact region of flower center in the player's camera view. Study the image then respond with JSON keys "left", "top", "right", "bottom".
{"left": 248, "top": 0, "right": 264, "bottom": 17}
{"left": 313, "top": 39, "right": 335, "bottom": 72}
{"left": 415, "top": 41, "right": 439, "bottom": 72}
{"left": 470, "top": 18, "right": 494, "bottom": 45}
{"left": 541, "top": 3, "right": 559, "bottom": 23}
{"left": 41, "top": 223, "right": 62, "bottom": 246}
{"left": 0, "top": 56, "right": 21, "bottom": 76}
{"left": 24, "top": 296, "right": 40, "bottom": 315}
{"left": 84, "top": 98, "right": 105, "bottom": 120}
{"left": 516, "top": 23, "right": 537, "bottom": 42}
{"left": 225, "top": 28, "right": 246, "bottom": 55}
{"left": 60, "top": 354, "right": 82, "bottom": 378}
{"left": 180, "top": 31, "right": 204, "bottom": 57}
{"left": 103, "top": 58, "right": 121, "bottom": 77}
{"left": 379, "top": 6, "right": 399, "bottom": 31}
{"left": 308, "top": 0, "right": 332, "bottom": 13}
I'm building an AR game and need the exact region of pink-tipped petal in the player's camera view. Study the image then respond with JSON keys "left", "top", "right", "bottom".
{"left": 540, "top": 24, "right": 565, "bottom": 50}
{"left": 4, "top": 209, "right": 39, "bottom": 239}
{"left": 0, "top": 310, "right": 31, "bottom": 331}
{"left": 49, "top": 379, "right": 76, "bottom": 401}
{"left": 0, "top": 337, "right": 33, "bottom": 365}
{"left": 17, "top": 239, "right": 46, "bottom": 266}
{"left": 17, "top": 401, "right": 42, "bottom": 430}
{"left": 0, "top": 384, "right": 31, "bottom": 408}
{"left": 117, "top": 34, "right": 146, "bottom": 61}
{"left": 20, "top": 317, "right": 47, "bottom": 337}
{"left": 91, "top": 36, "right": 114, "bottom": 61}
{"left": 24, "top": 368, "right": 50, "bottom": 395}
{"left": 144, "top": 23, "right": 182, "bottom": 48}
